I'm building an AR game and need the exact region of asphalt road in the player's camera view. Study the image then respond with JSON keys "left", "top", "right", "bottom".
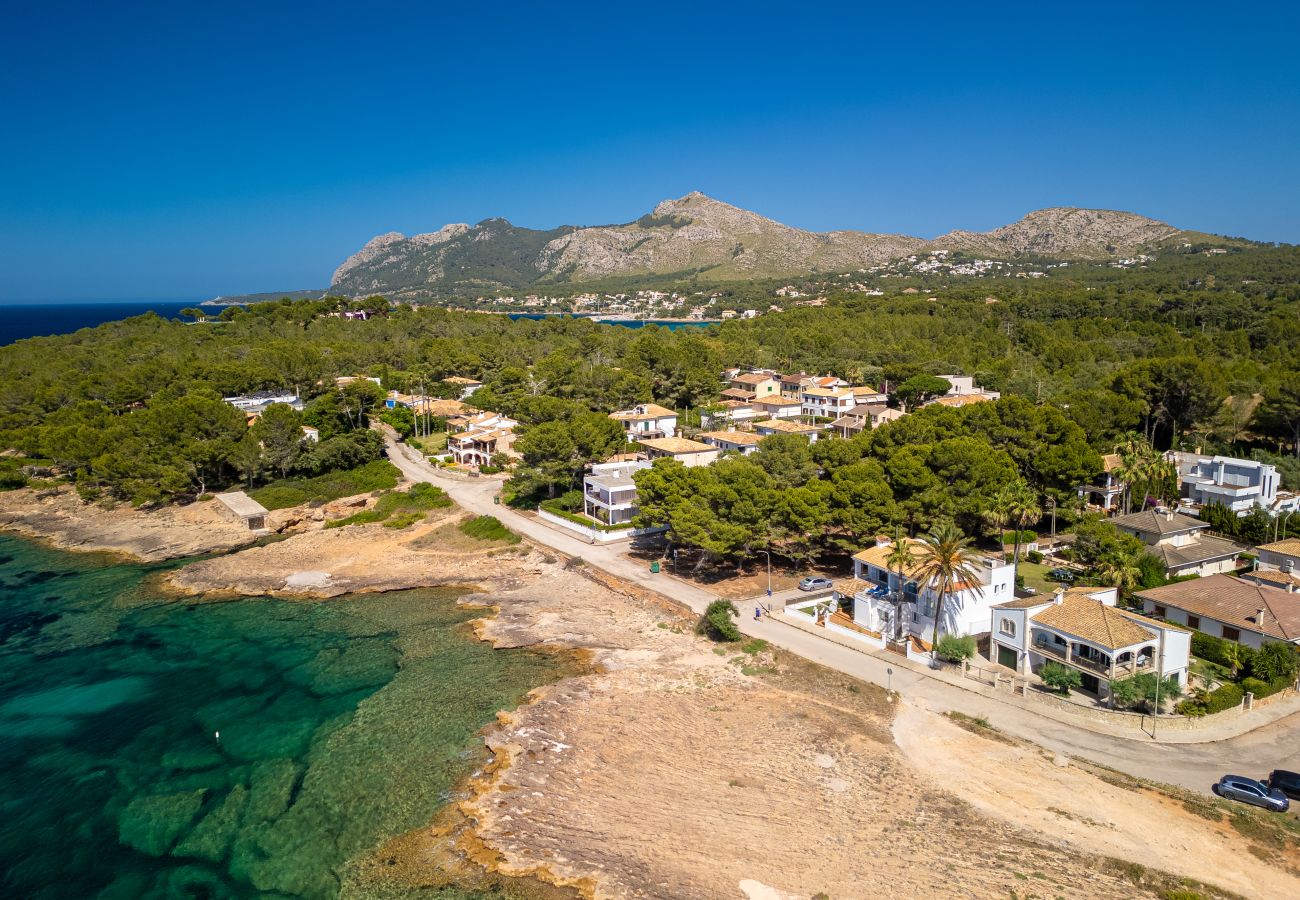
{"left": 386, "top": 436, "right": 1300, "bottom": 794}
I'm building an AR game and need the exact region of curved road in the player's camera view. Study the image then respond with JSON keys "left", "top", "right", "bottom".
{"left": 386, "top": 436, "right": 1300, "bottom": 794}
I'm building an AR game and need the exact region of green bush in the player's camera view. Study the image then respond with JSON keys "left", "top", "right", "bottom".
{"left": 1239, "top": 677, "right": 1269, "bottom": 698}
{"left": 935, "top": 634, "right": 976, "bottom": 663}
{"left": 1204, "top": 682, "right": 1244, "bottom": 713}
{"left": 1026, "top": 550, "right": 1044, "bottom": 564}
{"left": 326, "top": 482, "right": 450, "bottom": 527}
{"left": 1002, "top": 530, "right": 1037, "bottom": 546}
{"left": 251, "top": 459, "right": 400, "bottom": 510}
{"left": 1108, "top": 676, "right": 1141, "bottom": 709}
{"left": 458, "top": 515, "right": 520, "bottom": 544}
{"left": 539, "top": 499, "right": 632, "bottom": 532}
{"left": 1190, "top": 631, "right": 1255, "bottom": 674}
{"left": 1040, "top": 661, "right": 1082, "bottom": 694}
{"left": 698, "top": 599, "right": 742, "bottom": 642}
{"left": 1247, "top": 641, "right": 1299, "bottom": 683}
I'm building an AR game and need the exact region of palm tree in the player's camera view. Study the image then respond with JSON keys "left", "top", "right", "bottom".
{"left": 983, "top": 485, "right": 1014, "bottom": 545}
{"left": 913, "top": 522, "right": 986, "bottom": 656}
{"left": 1097, "top": 550, "right": 1142, "bottom": 594}
{"left": 885, "top": 536, "right": 916, "bottom": 641}
{"left": 1007, "top": 481, "right": 1041, "bottom": 565}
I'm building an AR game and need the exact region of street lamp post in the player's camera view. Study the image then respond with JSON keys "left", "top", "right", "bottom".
{"left": 1048, "top": 497, "right": 1057, "bottom": 543}
{"left": 1275, "top": 510, "right": 1296, "bottom": 543}
{"left": 757, "top": 549, "right": 772, "bottom": 599}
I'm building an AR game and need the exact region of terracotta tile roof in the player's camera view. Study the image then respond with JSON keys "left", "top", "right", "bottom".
{"left": 1136, "top": 574, "right": 1300, "bottom": 642}
{"left": 733, "top": 372, "right": 775, "bottom": 386}
{"left": 698, "top": 430, "right": 763, "bottom": 446}
{"left": 801, "top": 386, "right": 853, "bottom": 398}
{"left": 994, "top": 596, "right": 1053, "bottom": 610}
{"left": 843, "top": 577, "right": 879, "bottom": 596}
{"left": 610, "top": 403, "right": 676, "bottom": 421}
{"left": 720, "top": 388, "right": 756, "bottom": 400}
{"left": 852, "top": 540, "right": 927, "bottom": 578}
{"left": 1258, "top": 538, "right": 1300, "bottom": 558}
{"left": 637, "top": 437, "right": 717, "bottom": 455}
{"left": 752, "top": 396, "right": 802, "bottom": 407}
{"left": 1031, "top": 594, "right": 1158, "bottom": 650}
{"left": 1102, "top": 453, "right": 1123, "bottom": 472}
{"left": 1152, "top": 534, "right": 1245, "bottom": 570}
{"left": 930, "top": 393, "right": 994, "bottom": 407}
{"left": 1244, "top": 570, "right": 1300, "bottom": 590}
{"left": 1111, "top": 508, "right": 1209, "bottom": 536}
{"left": 755, "top": 419, "right": 819, "bottom": 434}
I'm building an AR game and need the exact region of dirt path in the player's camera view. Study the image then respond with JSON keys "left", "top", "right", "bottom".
{"left": 892, "top": 698, "right": 1300, "bottom": 899}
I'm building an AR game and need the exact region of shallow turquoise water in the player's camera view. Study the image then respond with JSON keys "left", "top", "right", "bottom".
{"left": 0, "top": 534, "right": 570, "bottom": 899}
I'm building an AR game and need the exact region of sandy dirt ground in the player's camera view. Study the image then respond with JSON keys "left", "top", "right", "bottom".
{"left": 0, "top": 486, "right": 257, "bottom": 561}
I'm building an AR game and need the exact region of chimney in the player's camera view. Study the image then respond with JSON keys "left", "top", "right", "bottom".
{"left": 1054, "top": 587, "right": 1066, "bottom": 605}
{"left": 874, "top": 535, "right": 892, "bottom": 548}
{"left": 1257, "top": 608, "right": 1269, "bottom": 631}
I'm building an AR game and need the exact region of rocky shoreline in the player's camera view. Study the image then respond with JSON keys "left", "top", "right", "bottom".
{"left": 7, "top": 490, "right": 1294, "bottom": 898}
{"left": 0, "top": 487, "right": 257, "bottom": 562}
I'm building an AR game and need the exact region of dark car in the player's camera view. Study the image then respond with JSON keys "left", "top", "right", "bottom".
{"left": 798, "top": 576, "right": 834, "bottom": 592}
{"left": 1213, "top": 775, "right": 1290, "bottom": 812}
{"left": 1267, "top": 769, "right": 1300, "bottom": 801}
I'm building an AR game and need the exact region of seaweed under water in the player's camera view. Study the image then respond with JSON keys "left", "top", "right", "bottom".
{"left": 0, "top": 534, "right": 578, "bottom": 899}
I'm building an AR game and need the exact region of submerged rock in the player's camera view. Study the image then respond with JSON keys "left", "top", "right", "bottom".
{"left": 117, "top": 788, "right": 208, "bottom": 856}
{"left": 173, "top": 784, "right": 248, "bottom": 862}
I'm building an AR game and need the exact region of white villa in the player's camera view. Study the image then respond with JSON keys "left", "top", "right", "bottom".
{"left": 1256, "top": 538, "right": 1300, "bottom": 577}
{"left": 800, "top": 386, "right": 858, "bottom": 421}
{"left": 698, "top": 430, "right": 764, "bottom": 455}
{"left": 937, "top": 375, "right": 1001, "bottom": 402}
{"left": 609, "top": 403, "right": 678, "bottom": 443}
{"left": 990, "top": 586, "right": 1190, "bottom": 700}
{"left": 750, "top": 395, "right": 804, "bottom": 420}
{"left": 1110, "top": 508, "right": 1244, "bottom": 578}
{"left": 448, "top": 412, "right": 519, "bottom": 467}
{"left": 753, "top": 419, "right": 821, "bottom": 442}
{"left": 1137, "top": 574, "right": 1300, "bottom": 649}
{"left": 700, "top": 400, "right": 758, "bottom": 428}
{"left": 223, "top": 390, "right": 303, "bottom": 415}
{"left": 1076, "top": 453, "right": 1125, "bottom": 511}
{"left": 1173, "top": 453, "right": 1296, "bottom": 516}
{"left": 636, "top": 437, "right": 720, "bottom": 467}
{"left": 844, "top": 537, "right": 1016, "bottom": 644}
{"left": 582, "top": 459, "right": 650, "bottom": 527}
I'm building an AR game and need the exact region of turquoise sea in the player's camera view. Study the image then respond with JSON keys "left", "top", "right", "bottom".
{"left": 0, "top": 534, "right": 575, "bottom": 899}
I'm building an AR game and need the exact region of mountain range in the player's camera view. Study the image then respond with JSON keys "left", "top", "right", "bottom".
{"left": 325, "top": 192, "right": 1218, "bottom": 298}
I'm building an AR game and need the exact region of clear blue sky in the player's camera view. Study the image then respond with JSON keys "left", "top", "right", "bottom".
{"left": 2, "top": 1, "right": 1297, "bottom": 301}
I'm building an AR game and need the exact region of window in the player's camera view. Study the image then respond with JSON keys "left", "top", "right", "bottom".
{"left": 1187, "top": 615, "right": 1200, "bottom": 630}
{"left": 999, "top": 618, "right": 1016, "bottom": 638}
{"left": 1152, "top": 605, "right": 1166, "bottom": 618}
{"left": 1221, "top": 626, "right": 1241, "bottom": 642}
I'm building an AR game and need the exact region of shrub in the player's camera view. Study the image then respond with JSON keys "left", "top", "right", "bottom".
{"left": 698, "top": 599, "right": 742, "bottom": 642}
{"left": 1247, "top": 641, "right": 1299, "bottom": 683}
{"left": 554, "top": 489, "right": 584, "bottom": 513}
{"left": 1190, "top": 631, "right": 1255, "bottom": 675}
{"left": 1108, "top": 677, "right": 1141, "bottom": 709}
{"left": 1111, "top": 672, "right": 1183, "bottom": 711}
{"left": 935, "top": 634, "right": 976, "bottom": 663}
{"left": 1002, "top": 529, "right": 1036, "bottom": 545}
{"left": 1040, "top": 662, "right": 1082, "bottom": 694}
{"left": 1239, "top": 677, "right": 1269, "bottom": 698}
{"left": 1204, "top": 682, "right": 1244, "bottom": 714}
{"left": 458, "top": 515, "right": 520, "bottom": 544}
{"left": 1026, "top": 550, "right": 1044, "bottom": 564}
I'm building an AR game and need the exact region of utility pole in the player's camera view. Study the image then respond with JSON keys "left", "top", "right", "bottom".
{"left": 1048, "top": 497, "right": 1057, "bottom": 543}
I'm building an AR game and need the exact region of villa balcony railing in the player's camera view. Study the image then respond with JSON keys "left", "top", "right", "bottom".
{"left": 1033, "top": 639, "right": 1151, "bottom": 678}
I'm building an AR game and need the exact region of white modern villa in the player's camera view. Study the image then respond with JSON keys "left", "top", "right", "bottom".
{"left": 1173, "top": 453, "right": 1298, "bottom": 516}
{"left": 990, "top": 585, "right": 1190, "bottom": 700}
{"left": 582, "top": 459, "right": 651, "bottom": 527}
{"left": 844, "top": 536, "right": 1016, "bottom": 644}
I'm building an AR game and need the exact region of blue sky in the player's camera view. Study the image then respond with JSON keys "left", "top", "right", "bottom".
{"left": 2, "top": 1, "right": 1298, "bottom": 300}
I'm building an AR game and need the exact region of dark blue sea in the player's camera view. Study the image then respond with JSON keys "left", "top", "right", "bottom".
{"left": 0, "top": 301, "right": 199, "bottom": 346}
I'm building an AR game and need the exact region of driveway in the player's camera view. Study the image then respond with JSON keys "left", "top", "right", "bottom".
{"left": 384, "top": 436, "right": 1300, "bottom": 793}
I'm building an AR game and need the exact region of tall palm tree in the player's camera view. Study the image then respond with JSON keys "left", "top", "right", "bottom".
{"left": 885, "top": 536, "right": 916, "bottom": 641}
{"left": 1114, "top": 432, "right": 1158, "bottom": 514}
{"left": 914, "top": 522, "right": 986, "bottom": 656}
{"left": 1007, "top": 481, "right": 1041, "bottom": 565}
{"left": 1097, "top": 549, "right": 1142, "bottom": 594}
{"left": 983, "top": 485, "right": 1014, "bottom": 545}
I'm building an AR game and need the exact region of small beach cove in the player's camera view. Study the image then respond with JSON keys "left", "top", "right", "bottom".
{"left": 0, "top": 532, "right": 584, "bottom": 899}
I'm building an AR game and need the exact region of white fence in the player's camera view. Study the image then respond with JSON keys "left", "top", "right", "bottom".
{"left": 536, "top": 507, "right": 666, "bottom": 543}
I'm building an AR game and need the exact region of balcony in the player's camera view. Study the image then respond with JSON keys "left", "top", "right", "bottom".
{"left": 1032, "top": 636, "right": 1154, "bottom": 678}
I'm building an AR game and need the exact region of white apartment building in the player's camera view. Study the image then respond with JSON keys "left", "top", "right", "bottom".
{"left": 609, "top": 403, "right": 678, "bottom": 443}
{"left": 1173, "top": 453, "right": 1293, "bottom": 516}
{"left": 582, "top": 459, "right": 651, "bottom": 527}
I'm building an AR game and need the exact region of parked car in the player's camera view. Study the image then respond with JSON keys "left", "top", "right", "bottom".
{"left": 1267, "top": 769, "right": 1300, "bottom": 800}
{"left": 1047, "top": 567, "right": 1076, "bottom": 583}
{"left": 798, "top": 576, "right": 834, "bottom": 592}
{"left": 1213, "top": 775, "right": 1290, "bottom": 812}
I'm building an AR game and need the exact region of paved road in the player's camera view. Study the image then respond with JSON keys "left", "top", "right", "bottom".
{"left": 386, "top": 437, "right": 1300, "bottom": 793}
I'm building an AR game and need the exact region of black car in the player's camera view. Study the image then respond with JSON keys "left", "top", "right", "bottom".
{"left": 1268, "top": 769, "right": 1300, "bottom": 800}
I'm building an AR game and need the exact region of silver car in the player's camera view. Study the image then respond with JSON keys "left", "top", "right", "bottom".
{"left": 1213, "top": 775, "right": 1290, "bottom": 812}
{"left": 798, "top": 576, "right": 833, "bottom": 591}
